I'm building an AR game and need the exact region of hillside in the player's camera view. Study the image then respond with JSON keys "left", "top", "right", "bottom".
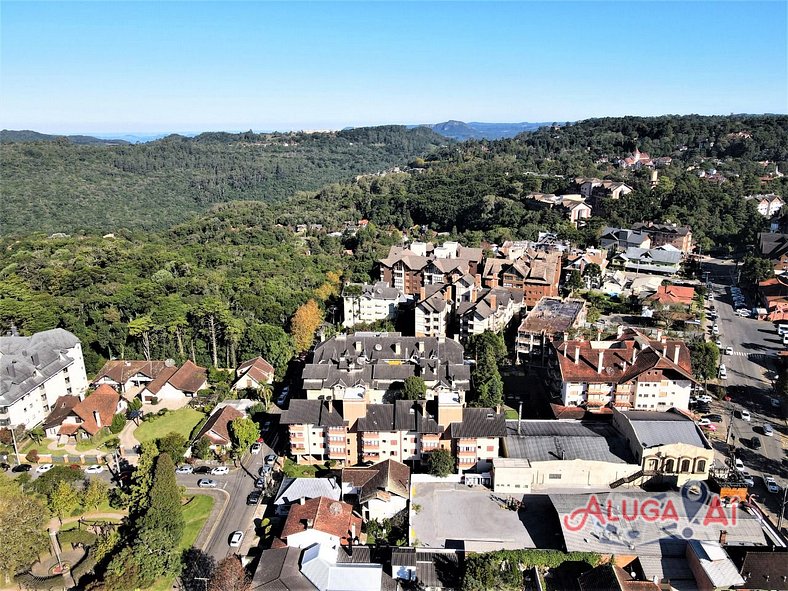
{"left": 0, "top": 129, "right": 130, "bottom": 145}
{"left": 424, "top": 120, "right": 553, "bottom": 140}
{"left": 0, "top": 125, "right": 447, "bottom": 235}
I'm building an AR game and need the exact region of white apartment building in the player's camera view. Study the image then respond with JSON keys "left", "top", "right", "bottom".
{"left": 0, "top": 329, "right": 89, "bottom": 429}
{"left": 414, "top": 286, "right": 449, "bottom": 337}
{"left": 342, "top": 282, "right": 403, "bottom": 328}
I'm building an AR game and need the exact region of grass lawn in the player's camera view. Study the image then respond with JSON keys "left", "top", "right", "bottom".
{"left": 282, "top": 458, "right": 317, "bottom": 478}
{"left": 134, "top": 407, "right": 205, "bottom": 443}
{"left": 148, "top": 494, "right": 214, "bottom": 591}
{"left": 75, "top": 429, "right": 118, "bottom": 452}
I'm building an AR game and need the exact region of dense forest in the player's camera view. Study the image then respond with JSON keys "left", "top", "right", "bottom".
{"left": 0, "top": 126, "right": 447, "bottom": 234}
{"left": 2, "top": 114, "right": 787, "bottom": 378}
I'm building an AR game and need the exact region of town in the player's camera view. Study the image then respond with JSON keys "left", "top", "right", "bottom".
{"left": 2, "top": 160, "right": 787, "bottom": 590}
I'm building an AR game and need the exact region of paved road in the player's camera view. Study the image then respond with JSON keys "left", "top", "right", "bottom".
{"left": 703, "top": 256, "right": 787, "bottom": 529}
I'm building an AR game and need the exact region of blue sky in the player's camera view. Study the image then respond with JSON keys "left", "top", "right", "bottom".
{"left": 1, "top": 1, "right": 786, "bottom": 134}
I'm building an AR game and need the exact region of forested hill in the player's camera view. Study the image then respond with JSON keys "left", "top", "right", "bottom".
{"left": 0, "top": 125, "right": 447, "bottom": 235}
{"left": 0, "top": 129, "right": 130, "bottom": 145}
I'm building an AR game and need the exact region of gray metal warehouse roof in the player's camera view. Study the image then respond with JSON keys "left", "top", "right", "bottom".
{"left": 504, "top": 420, "right": 634, "bottom": 464}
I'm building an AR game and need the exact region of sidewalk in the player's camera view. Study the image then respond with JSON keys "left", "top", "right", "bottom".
{"left": 48, "top": 511, "right": 127, "bottom": 533}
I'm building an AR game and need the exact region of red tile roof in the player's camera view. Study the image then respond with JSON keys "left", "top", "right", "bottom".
{"left": 66, "top": 384, "right": 120, "bottom": 436}
{"left": 645, "top": 285, "right": 695, "bottom": 306}
{"left": 144, "top": 365, "right": 179, "bottom": 395}
{"left": 281, "top": 497, "right": 361, "bottom": 545}
{"left": 237, "top": 356, "right": 275, "bottom": 385}
{"left": 93, "top": 360, "right": 168, "bottom": 386}
{"left": 554, "top": 329, "right": 694, "bottom": 385}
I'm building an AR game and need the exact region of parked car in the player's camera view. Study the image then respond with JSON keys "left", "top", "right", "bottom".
{"left": 697, "top": 394, "right": 713, "bottom": 404}
{"left": 697, "top": 418, "right": 711, "bottom": 426}
{"left": 176, "top": 465, "right": 194, "bottom": 474}
{"left": 194, "top": 466, "right": 211, "bottom": 474}
{"left": 777, "top": 324, "right": 788, "bottom": 336}
{"left": 762, "top": 423, "right": 774, "bottom": 436}
{"left": 210, "top": 466, "right": 229, "bottom": 475}
{"left": 771, "top": 398, "right": 781, "bottom": 408}
{"left": 264, "top": 454, "right": 277, "bottom": 466}
{"left": 254, "top": 477, "right": 266, "bottom": 489}
{"left": 229, "top": 530, "right": 244, "bottom": 547}
{"left": 704, "top": 414, "right": 723, "bottom": 423}
{"left": 250, "top": 442, "right": 262, "bottom": 455}
{"left": 735, "top": 458, "right": 745, "bottom": 470}
{"left": 751, "top": 436, "right": 762, "bottom": 450}
{"left": 702, "top": 423, "right": 718, "bottom": 432}
{"left": 783, "top": 333, "right": 788, "bottom": 346}
{"left": 197, "top": 479, "right": 217, "bottom": 488}
{"left": 714, "top": 337, "right": 722, "bottom": 347}
{"left": 736, "top": 308, "right": 751, "bottom": 317}
{"left": 740, "top": 472, "right": 755, "bottom": 487}
{"left": 712, "top": 324, "right": 720, "bottom": 335}
{"left": 12, "top": 463, "right": 32, "bottom": 472}
{"left": 719, "top": 366, "right": 727, "bottom": 379}
{"left": 765, "top": 476, "right": 780, "bottom": 494}
{"left": 259, "top": 464, "right": 272, "bottom": 476}
{"left": 36, "top": 463, "right": 54, "bottom": 473}
{"left": 247, "top": 491, "right": 261, "bottom": 505}
{"left": 740, "top": 409, "right": 751, "bottom": 421}
{"left": 724, "top": 346, "right": 734, "bottom": 355}
{"left": 85, "top": 464, "right": 104, "bottom": 474}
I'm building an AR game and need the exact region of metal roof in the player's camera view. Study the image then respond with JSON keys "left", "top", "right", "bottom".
{"left": 274, "top": 477, "right": 341, "bottom": 506}
{"left": 621, "top": 411, "right": 708, "bottom": 449}
{"left": 504, "top": 420, "right": 634, "bottom": 463}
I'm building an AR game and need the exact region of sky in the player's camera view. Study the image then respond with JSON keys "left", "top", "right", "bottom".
{"left": 1, "top": 1, "right": 786, "bottom": 134}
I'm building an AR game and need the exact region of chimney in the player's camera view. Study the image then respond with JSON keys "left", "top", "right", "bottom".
{"left": 631, "top": 347, "right": 637, "bottom": 364}
{"left": 328, "top": 402, "right": 333, "bottom": 414}
{"left": 518, "top": 402, "right": 523, "bottom": 435}
{"left": 93, "top": 410, "right": 102, "bottom": 428}
{"left": 574, "top": 346, "right": 580, "bottom": 365}
{"left": 394, "top": 342, "right": 401, "bottom": 355}
{"left": 489, "top": 293, "right": 497, "bottom": 310}
{"left": 351, "top": 523, "right": 356, "bottom": 541}
{"left": 673, "top": 345, "right": 680, "bottom": 365}
{"left": 719, "top": 530, "right": 727, "bottom": 545}
{"left": 300, "top": 497, "right": 306, "bottom": 505}
{"left": 597, "top": 351, "right": 604, "bottom": 374}
{"left": 417, "top": 341, "right": 424, "bottom": 353}
{"left": 354, "top": 341, "right": 362, "bottom": 353}
{"left": 306, "top": 518, "right": 314, "bottom": 529}
{"left": 438, "top": 335, "right": 445, "bottom": 345}
{"left": 662, "top": 344, "right": 667, "bottom": 357}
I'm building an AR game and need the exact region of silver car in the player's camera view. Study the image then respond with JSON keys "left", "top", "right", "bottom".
{"left": 197, "top": 479, "right": 217, "bottom": 488}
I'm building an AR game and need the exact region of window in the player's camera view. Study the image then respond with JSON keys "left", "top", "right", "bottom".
{"left": 548, "top": 474, "right": 562, "bottom": 480}
{"left": 664, "top": 459, "right": 675, "bottom": 473}
{"left": 680, "top": 459, "right": 690, "bottom": 473}
{"left": 696, "top": 460, "right": 706, "bottom": 473}
{"left": 487, "top": 446, "right": 494, "bottom": 452}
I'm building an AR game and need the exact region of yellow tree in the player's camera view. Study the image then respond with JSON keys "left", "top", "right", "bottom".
{"left": 290, "top": 299, "right": 323, "bottom": 352}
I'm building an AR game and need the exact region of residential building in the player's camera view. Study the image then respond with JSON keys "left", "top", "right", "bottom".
{"left": 516, "top": 297, "right": 587, "bottom": 363}
{"left": 341, "top": 459, "right": 410, "bottom": 520}
{"left": 456, "top": 287, "right": 524, "bottom": 339}
{"left": 549, "top": 328, "right": 695, "bottom": 411}
{"left": 725, "top": 547, "right": 788, "bottom": 591}
{"left": 645, "top": 284, "right": 696, "bottom": 307}
{"left": 449, "top": 407, "right": 506, "bottom": 473}
{"left": 140, "top": 359, "right": 208, "bottom": 403}
{"left": 599, "top": 227, "right": 651, "bottom": 251}
{"left": 632, "top": 222, "right": 693, "bottom": 254}
{"left": 414, "top": 285, "right": 450, "bottom": 337}
{"left": 578, "top": 564, "right": 660, "bottom": 591}
{"left": 51, "top": 384, "right": 127, "bottom": 442}
{"left": 486, "top": 250, "right": 563, "bottom": 307}
{"left": 563, "top": 248, "right": 608, "bottom": 280}
{"left": 281, "top": 400, "right": 349, "bottom": 464}
{"left": 575, "top": 177, "right": 633, "bottom": 200}
{"left": 744, "top": 193, "right": 784, "bottom": 217}
{"left": 42, "top": 395, "right": 80, "bottom": 438}
{"left": 758, "top": 275, "right": 788, "bottom": 320}
{"left": 281, "top": 497, "right": 362, "bottom": 549}
{"left": 232, "top": 356, "right": 275, "bottom": 391}
{"left": 611, "top": 409, "right": 714, "bottom": 487}
{"left": 342, "top": 282, "right": 403, "bottom": 328}
{"left": 391, "top": 548, "right": 462, "bottom": 590}
{"left": 758, "top": 231, "right": 788, "bottom": 274}
{"left": 92, "top": 359, "right": 169, "bottom": 394}
{"left": 301, "top": 333, "right": 470, "bottom": 405}
{"left": 0, "top": 328, "right": 89, "bottom": 429}
{"left": 686, "top": 540, "right": 745, "bottom": 591}
{"left": 619, "top": 148, "right": 654, "bottom": 169}
{"left": 355, "top": 400, "right": 445, "bottom": 465}
{"left": 274, "top": 477, "right": 342, "bottom": 511}
{"left": 251, "top": 546, "right": 316, "bottom": 591}
{"left": 378, "top": 242, "right": 483, "bottom": 296}
{"left": 193, "top": 404, "right": 244, "bottom": 451}
{"left": 615, "top": 246, "right": 682, "bottom": 275}
{"left": 525, "top": 193, "right": 593, "bottom": 226}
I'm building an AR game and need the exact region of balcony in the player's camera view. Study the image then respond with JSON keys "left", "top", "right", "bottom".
{"left": 457, "top": 449, "right": 476, "bottom": 458}
{"left": 291, "top": 444, "right": 306, "bottom": 453}
{"left": 362, "top": 441, "right": 380, "bottom": 450}
{"left": 328, "top": 449, "right": 346, "bottom": 460}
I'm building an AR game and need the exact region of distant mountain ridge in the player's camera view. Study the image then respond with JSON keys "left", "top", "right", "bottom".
{"left": 421, "top": 120, "right": 559, "bottom": 140}
{"left": 0, "top": 129, "right": 132, "bottom": 145}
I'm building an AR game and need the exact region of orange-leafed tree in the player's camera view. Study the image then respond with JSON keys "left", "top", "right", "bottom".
{"left": 290, "top": 299, "right": 323, "bottom": 352}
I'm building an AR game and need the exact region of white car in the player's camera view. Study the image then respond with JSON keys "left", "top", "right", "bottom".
{"left": 175, "top": 465, "right": 193, "bottom": 474}
{"left": 697, "top": 418, "right": 711, "bottom": 426}
{"left": 697, "top": 394, "right": 713, "bottom": 403}
{"left": 712, "top": 324, "right": 720, "bottom": 335}
{"left": 762, "top": 423, "right": 774, "bottom": 436}
{"left": 736, "top": 308, "right": 751, "bottom": 317}
{"left": 735, "top": 458, "right": 745, "bottom": 470}
{"left": 36, "top": 463, "right": 54, "bottom": 473}
{"left": 250, "top": 442, "right": 262, "bottom": 455}
{"left": 210, "top": 466, "right": 229, "bottom": 475}
{"left": 85, "top": 464, "right": 104, "bottom": 474}
{"left": 724, "top": 346, "right": 734, "bottom": 356}
{"left": 719, "top": 366, "right": 727, "bottom": 379}
{"left": 229, "top": 530, "right": 244, "bottom": 547}
{"left": 740, "top": 409, "right": 751, "bottom": 421}
{"left": 765, "top": 476, "right": 780, "bottom": 494}
{"left": 197, "top": 479, "right": 217, "bottom": 488}
{"left": 739, "top": 470, "right": 755, "bottom": 487}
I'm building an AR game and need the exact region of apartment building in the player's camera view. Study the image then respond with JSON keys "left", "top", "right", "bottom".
{"left": 449, "top": 407, "right": 506, "bottom": 473}
{"left": 549, "top": 328, "right": 694, "bottom": 412}
{"left": 301, "top": 333, "right": 470, "bottom": 405}
{"left": 516, "top": 297, "right": 587, "bottom": 362}
{"left": 414, "top": 285, "right": 450, "bottom": 337}
{"left": 281, "top": 399, "right": 350, "bottom": 464}
{"left": 599, "top": 227, "right": 652, "bottom": 251}
{"left": 575, "top": 177, "right": 633, "bottom": 200}
{"left": 632, "top": 222, "right": 693, "bottom": 254}
{"left": 485, "top": 250, "right": 563, "bottom": 307}
{"left": 342, "top": 282, "right": 404, "bottom": 328}
{"left": 0, "top": 329, "right": 89, "bottom": 429}
{"left": 457, "top": 287, "right": 524, "bottom": 338}
{"left": 744, "top": 193, "right": 784, "bottom": 217}
{"left": 378, "top": 241, "right": 483, "bottom": 296}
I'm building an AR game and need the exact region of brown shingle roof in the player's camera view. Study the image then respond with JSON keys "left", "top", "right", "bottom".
{"left": 93, "top": 360, "right": 168, "bottom": 386}
{"left": 68, "top": 384, "right": 120, "bottom": 436}
{"left": 579, "top": 564, "right": 660, "bottom": 591}
{"left": 144, "top": 366, "right": 179, "bottom": 395}
{"left": 281, "top": 497, "right": 362, "bottom": 545}
{"left": 238, "top": 356, "right": 275, "bottom": 385}
{"left": 167, "top": 360, "right": 207, "bottom": 394}
{"left": 43, "top": 395, "right": 80, "bottom": 430}
{"left": 196, "top": 405, "right": 244, "bottom": 446}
